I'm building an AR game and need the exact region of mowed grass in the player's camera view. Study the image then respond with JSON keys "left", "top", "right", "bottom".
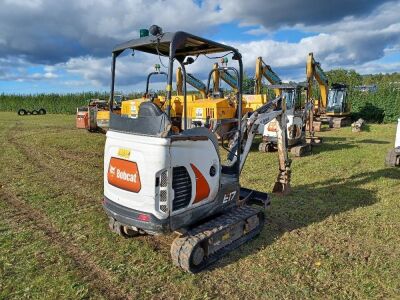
{"left": 0, "top": 111, "right": 399, "bottom": 299}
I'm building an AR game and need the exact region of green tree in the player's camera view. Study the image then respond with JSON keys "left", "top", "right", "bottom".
{"left": 326, "top": 69, "right": 362, "bottom": 88}
{"left": 242, "top": 72, "right": 255, "bottom": 94}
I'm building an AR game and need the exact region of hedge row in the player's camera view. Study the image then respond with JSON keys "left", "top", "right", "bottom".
{"left": 349, "top": 83, "right": 400, "bottom": 122}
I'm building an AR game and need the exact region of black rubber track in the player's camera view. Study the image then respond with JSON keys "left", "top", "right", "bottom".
{"left": 170, "top": 205, "right": 265, "bottom": 273}
{"left": 385, "top": 148, "right": 400, "bottom": 167}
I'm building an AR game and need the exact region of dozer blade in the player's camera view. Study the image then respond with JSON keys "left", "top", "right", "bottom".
{"left": 385, "top": 148, "right": 400, "bottom": 167}
{"left": 240, "top": 187, "right": 270, "bottom": 208}
{"left": 290, "top": 143, "right": 312, "bottom": 157}
{"left": 306, "top": 136, "right": 323, "bottom": 145}
{"left": 331, "top": 117, "right": 351, "bottom": 128}
{"left": 258, "top": 142, "right": 276, "bottom": 153}
{"left": 171, "top": 206, "right": 265, "bottom": 273}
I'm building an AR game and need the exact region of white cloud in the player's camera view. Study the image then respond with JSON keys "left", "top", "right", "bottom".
{"left": 230, "top": 1, "right": 400, "bottom": 79}
{"left": 1, "top": 0, "right": 399, "bottom": 92}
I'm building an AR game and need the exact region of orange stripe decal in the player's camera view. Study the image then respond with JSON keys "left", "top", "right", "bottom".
{"left": 190, "top": 164, "right": 210, "bottom": 203}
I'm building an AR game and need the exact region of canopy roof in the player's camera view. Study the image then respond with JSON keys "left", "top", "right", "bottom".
{"left": 112, "top": 31, "right": 239, "bottom": 58}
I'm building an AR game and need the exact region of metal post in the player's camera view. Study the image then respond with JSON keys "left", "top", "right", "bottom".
{"left": 109, "top": 53, "right": 116, "bottom": 112}
{"left": 182, "top": 66, "right": 188, "bottom": 131}
{"left": 166, "top": 56, "right": 174, "bottom": 118}
{"left": 236, "top": 54, "right": 243, "bottom": 176}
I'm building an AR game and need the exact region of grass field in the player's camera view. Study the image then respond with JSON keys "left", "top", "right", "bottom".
{"left": 0, "top": 111, "right": 399, "bottom": 299}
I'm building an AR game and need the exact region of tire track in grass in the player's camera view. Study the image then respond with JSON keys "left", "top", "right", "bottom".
{"left": 2, "top": 124, "right": 136, "bottom": 299}
{"left": 7, "top": 125, "right": 175, "bottom": 255}
{"left": 4, "top": 123, "right": 177, "bottom": 295}
{"left": 6, "top": 127, "right": 101, "bottom": 208}
{"left": 0, "top": 188, "right": 133, "bottom": 300}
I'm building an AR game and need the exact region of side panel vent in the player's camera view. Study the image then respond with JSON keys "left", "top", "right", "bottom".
{"left": 172, "top": 166, "right": 192, "bottom": 211}
{"left": 160, "top": 170, "right": 168, "bottom": 187}
{"left": 158, "top": 170, "right": 168, "bottom": 213}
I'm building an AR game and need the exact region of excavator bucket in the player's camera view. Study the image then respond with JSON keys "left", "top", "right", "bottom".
{"left": 272, "top": 174, "right": 292, "bottom": 196}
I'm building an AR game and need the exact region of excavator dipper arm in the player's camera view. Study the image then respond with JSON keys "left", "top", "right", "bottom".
{"left": 228, "top": 97, "right": 292, "bottom": 195}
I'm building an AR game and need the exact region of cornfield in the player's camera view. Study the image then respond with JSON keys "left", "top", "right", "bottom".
{"left": 1, "top": 84, "right": 399, "bottom": 121}
{"left": 0, "top": 92, "right": 109, "bottom": 114}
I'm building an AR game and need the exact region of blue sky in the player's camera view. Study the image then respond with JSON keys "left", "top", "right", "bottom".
{"left": 0, "top": 0, "right": 399, "bottom": 94}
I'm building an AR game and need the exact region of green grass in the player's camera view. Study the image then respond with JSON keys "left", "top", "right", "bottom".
{"left": 0, "top": 112, "right": 399, "bottom": 299}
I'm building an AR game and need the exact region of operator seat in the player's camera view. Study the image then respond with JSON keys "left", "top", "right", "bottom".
{"left": 138, "top": 101, "right": 171, "bottom": 135}
{"left": 138, "top": 101, "right": 164, "bottom": 117}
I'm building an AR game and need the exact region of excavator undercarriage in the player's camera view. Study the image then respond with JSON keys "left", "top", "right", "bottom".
{"left": 385, "top": 118, "right": 400, "bottom": 167}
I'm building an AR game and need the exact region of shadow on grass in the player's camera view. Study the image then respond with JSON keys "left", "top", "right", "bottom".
{"left": 223, "top": 133, "right": 363, "bottom": 157}
{"left": 358, "top": 139, "right": 389, "bottom": 144}
{"left": 211, "top": 167, "right": 400, "bottom": 270}
{"left": 311, "top": 136, "right": 358, "bottom": 154}
{"left": 247, "top": 135, "right": 360, "bottom": 156}
{"left": 358, "top": 123, "right": 371, "bottom": 132}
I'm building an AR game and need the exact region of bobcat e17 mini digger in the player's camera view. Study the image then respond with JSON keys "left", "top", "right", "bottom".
{"left": 103, "top": 26, "right": 292, "bottom": 273}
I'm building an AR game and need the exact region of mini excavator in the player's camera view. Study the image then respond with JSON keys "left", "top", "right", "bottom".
{"left": 121, "top": 64, "right": 167, "bottom": 119}
{"left": 102, "top": 26, "right": 292, "bottom": 273}
{"left": 251, "top": 58, "right": 312, "bottom": 156}
{"left": 260, "top": 83, "right": 314, "bottom": 156}
{"left": 306, "top": 53, "right": 351, "bottom": 131}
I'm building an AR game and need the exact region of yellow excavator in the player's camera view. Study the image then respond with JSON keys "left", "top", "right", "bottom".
{"left": 183, "top": 57, "right": 284, "bottom": 137}
{"left": 183, "top": 60, "right": 239, "bottom": 136}
{"left": 306, "top": 52, "right": 351, "bottom": 130}
{"left": 121, "top": 64, "right": 167, "bottom": 119}
{"left": 254, "top": 56, "right": 282, "bottom": 97}
{"left": 176, "top": 67, "right": 207, "bottom": 98}
{"left": 213, "top": 59, "right": 238, "bottom": 93}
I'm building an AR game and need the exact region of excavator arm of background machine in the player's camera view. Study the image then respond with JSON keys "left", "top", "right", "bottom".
{"left": 306, "top": 52, "right": 329, "bottom": 113}
{"left": 255, "top": 57, "right": 282, "bottom": 97}
{"left": 213, "top": 63, "right": 238, "bottom": 92}
{"left": 176, "top": 67, "right": 207, "bottom": 98}
{"left": 176, "top": 67, "right": 183, "bottom": 95}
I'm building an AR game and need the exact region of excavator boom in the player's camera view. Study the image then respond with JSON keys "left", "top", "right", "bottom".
{"left": 306, "top": 52, "right": 329, "bottom": 112}
{"left": 213, "top": 63, "right": 238, "bottom": 92}
{"left": 255, "top": 57, "right": 282, "bottom": 96}
{"left": 176, "top": 67, "right": 207, "bottom": 98}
